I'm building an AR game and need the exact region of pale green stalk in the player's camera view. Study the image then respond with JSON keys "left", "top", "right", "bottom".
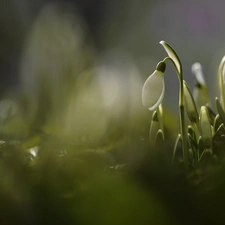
{"left": 160, "top": 41, "right": 188, "bottom": 169}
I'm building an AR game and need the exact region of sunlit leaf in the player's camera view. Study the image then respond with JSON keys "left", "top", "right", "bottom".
{"left": 159, "top": 40, "right": 181, "bottom": 74}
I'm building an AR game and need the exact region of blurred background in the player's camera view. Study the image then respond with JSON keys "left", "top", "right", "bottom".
{"left": 1, "top": 0, "right": 225, "bottom": 105}
{"left": 1, "top": 0, "right": 225, "bottom": 138}
{"left": 2, "top": 2, "right": 225, "bottom": 224}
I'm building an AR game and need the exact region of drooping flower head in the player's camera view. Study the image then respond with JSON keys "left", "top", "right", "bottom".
{"left": 142, "top": 61, "right": 166, "bottom": 111}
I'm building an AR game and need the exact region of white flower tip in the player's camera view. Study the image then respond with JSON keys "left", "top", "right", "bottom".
{"left": 200, "top": 106, "right": 210, "bottom": 122}
{"left": 192, "top": 62, "right": 205, "bottom": 85}
{"left": 192, "top": 62, "right": 202, "bottom": 73}
{"left": 159, "top": 40, "right": 165, "bottom": 45}
{"left": 200, "top": 106, "right": 207, "bottom": 114}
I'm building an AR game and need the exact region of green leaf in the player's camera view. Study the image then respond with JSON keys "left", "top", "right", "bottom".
{"left": 213, "top": 124, "right": 225, "bottom": 158}
{"left": 198, "top": 136, "right": 204, "bottom": 157}
{"left": 213, "top": 114, "right": 222, "bottom": 132}
{"left": 214, "top": 123, "right": 225, "bottom": 137}
{"left": 187, "top": 126, "right": 198, "bottom": 150}
{"left": 218, "top": 55, "right": 225, "bottom": 108}
{"left": 157, "top": 104, "right": 164, "bottom": 133}
{"left": 172, "top": 134, "right": 182, "bottom": 164}
{"left": 206, "top": 104, "right": 216, "bottom": 125}
{"left": 154, "top": 129, "right": 165, "bottom": 146}
{"left": 188, "top": 134, "right": 198, "bottom": 163}
{"left": 215, "top": 97, "right": 225, "bottom": 125}
{"left": 199, "top": 106, "right": 212, "bottom": 150}
{"left": 159, "top": 40, "right": 181, "bottom": 75}
{"left": 199, "top": 149, "right": 213, "bottom": 163}
{"left": 183, "top": 80, "right": 199, "bottom": 124}
{"left": 149, "top": 111, "right": 160, "bottom": 142}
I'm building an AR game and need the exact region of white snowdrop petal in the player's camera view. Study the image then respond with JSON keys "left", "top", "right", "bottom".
{"left": 142, "top": 70, "right": 165, "bottom": 111}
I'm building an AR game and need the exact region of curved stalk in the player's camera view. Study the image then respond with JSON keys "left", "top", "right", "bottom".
{"left": 162, "top": 56, "right": 188, "bottom": 169}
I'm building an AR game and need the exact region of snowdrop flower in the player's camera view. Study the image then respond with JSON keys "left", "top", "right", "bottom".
{"left": 142, "top": 61, "right": 166, "bottom": 111}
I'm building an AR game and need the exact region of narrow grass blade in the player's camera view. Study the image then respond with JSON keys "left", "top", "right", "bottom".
{"left": 214, "top": 114, "right": 223, "bottom": 132}
{"left": 206, "top": 104, "right": 217, "bottom": 126}
{"left": 187, "top": 125, "right": 198, "bottom": 148}
{"left": 172, "top": 134, "right": 182, "bottom": 164}
{"left": 154, "top": 129, "right": 165, "bottom": 145}
{"left": 188, "top": 134, "right": 198, "bottom": 163}
{"left": 199, "top": 149, "right": 213, "bottom": 163}
{"left": 154, "top": 129, "right": 165, "bottom": 157}
{"left": 187, "top": 125, "right": 198, "bottom": 163}
{"left": 149, "top": 111, "right": 160, "bottom": 143}
{"left": 198, "top": 136, "right": 204, "bottom": 158}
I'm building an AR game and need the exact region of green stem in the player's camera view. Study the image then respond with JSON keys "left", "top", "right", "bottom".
{"left": 180, "top": 97, "right": 188, "bottom": 169}
{"left": 163, "top": 57, "right": 188, "bottom": 169}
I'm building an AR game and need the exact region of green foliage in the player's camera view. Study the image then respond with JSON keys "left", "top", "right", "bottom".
{"left": 145, "top": 41, "right": 225, "bottom": 171}
{"left": 3, "top": 37, "right": 225, "bottom": 225}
